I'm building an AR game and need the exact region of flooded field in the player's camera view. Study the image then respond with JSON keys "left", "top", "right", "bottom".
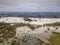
{"left": 0, "top": 17, "right": 60, "bottom": 45}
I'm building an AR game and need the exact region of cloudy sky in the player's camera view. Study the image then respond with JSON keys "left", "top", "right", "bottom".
{"left": 0, "top": 0, "right": 60, "bottom": 12}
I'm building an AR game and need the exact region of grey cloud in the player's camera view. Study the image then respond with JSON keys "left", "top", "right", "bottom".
{"left": 0, "top": 0, "right": 60, "bottom": 12}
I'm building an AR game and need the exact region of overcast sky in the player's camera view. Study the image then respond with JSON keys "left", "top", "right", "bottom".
{"left": 0, "top": 0, "right": 60, "bottom": 12}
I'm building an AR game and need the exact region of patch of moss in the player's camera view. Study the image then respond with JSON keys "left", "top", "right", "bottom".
{"left": 50, "top": 33, "right": 60, "bottom": 45}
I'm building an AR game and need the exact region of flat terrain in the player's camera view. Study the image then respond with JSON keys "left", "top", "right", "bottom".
{"left": 0, "top": 17, "right": 60, "bottom": 45}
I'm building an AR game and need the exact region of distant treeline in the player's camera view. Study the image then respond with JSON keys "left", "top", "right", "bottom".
{"left": 0, "top": 12, "right": 60, "bottom": 18}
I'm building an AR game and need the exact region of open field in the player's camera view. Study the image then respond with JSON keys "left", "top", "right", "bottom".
{"left": 0, "top": 17, "right": 60, "bottom": 45}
